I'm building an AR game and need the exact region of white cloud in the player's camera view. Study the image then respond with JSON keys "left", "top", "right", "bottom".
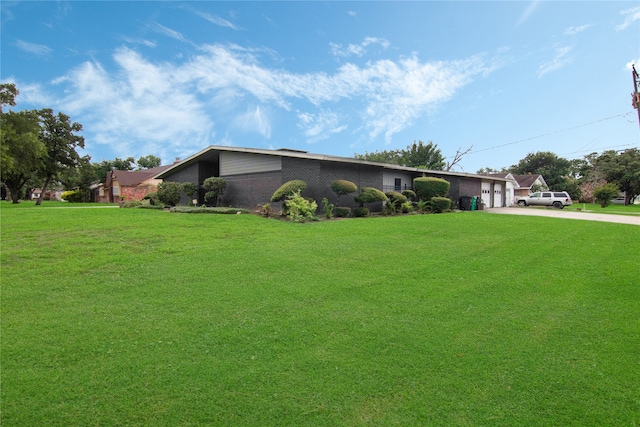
{"left": 122, "top": 37, "right": 157, "bottom": 48}
{"left": 515, "top": 1, "right": 540, "bottom": 27}
{"left": 330, "top": 37, "right": 390, "bottom": 58}
{"left": 616, "top": 6, "right": 640, "bottom": 31}
{"left": 297, "top": 110, "right": 347, "bottom": 144}
{"left": 537, "top": 45, "right": 574, "bottom": 78}
{"left": 232, "top": 105, "right": 272, "bottom": 138}
{"left": 564, "top": 24, "right": 591, "bottom": 35}
{"left": 195, "top": 10, "right": 240, "bottom": 30}
{"left": 626, "top": 59, "right": 640, "bottom": 71}
{"left": 42, "top": 42, "right": 498, "bottom": 157}
{"left": 15, "top": 40, "right": 52, "bottom": 56}
{"left": 151, "top": 23, "right": 188, "bottom": 43}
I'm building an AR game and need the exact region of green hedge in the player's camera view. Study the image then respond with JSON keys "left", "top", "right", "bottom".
{"left": 413, "top": 177, "right": 450, "bottom": 201}
{"left": 334, "top": 206, "right": 351, "bottom": 218}
{"left": 431, "top": 197, "right": 452, "bottom": 213}
{"left": 169, "top": 207, "right": 249, "bottom": 214}
{"left": 353, "top": 207, "right": 370, "bottom": 217}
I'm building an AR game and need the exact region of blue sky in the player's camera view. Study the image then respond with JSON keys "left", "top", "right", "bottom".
{"left": 2, "top": 1, "right": 639, "bottom": 172}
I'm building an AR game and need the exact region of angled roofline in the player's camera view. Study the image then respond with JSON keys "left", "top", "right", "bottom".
{"left": 154, "top": 145, "right": 510, "bottom": 182}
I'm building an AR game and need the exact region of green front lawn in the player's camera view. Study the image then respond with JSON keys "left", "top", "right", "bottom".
{"left": 564, "top": 201, "right": 640, "bottom": 215}
{"left": 2, "top": 203, "right": 639, "bottom": 426}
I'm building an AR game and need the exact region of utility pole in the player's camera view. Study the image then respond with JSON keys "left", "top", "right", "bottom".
{"left": 632, "top": 64, "right": 640, "bottom": 130}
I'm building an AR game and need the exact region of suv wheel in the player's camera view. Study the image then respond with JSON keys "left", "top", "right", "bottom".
{"left": 517, "top": 200, "right": 527, "bottom": 207}
{"left": 552, "top": 201, "right": 563, "bottom": 209}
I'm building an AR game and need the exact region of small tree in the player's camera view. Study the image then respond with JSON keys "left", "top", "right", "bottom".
{"left": 330, "top": 179, "right": 357, "bottom": 205}
{"left": 182, "top": 182, "right": 198, "bottom": 206}
{"left": 593, "top": 183, "right": 620, "bottom": 208}
{"left": 157, "top": 181, "right": 182, "bottom": 207}
{"left": 202, "top": 177, "right": 227, "bottom": 207}
{"left": 354, "top": 187, "right": 388, "bottom": 216}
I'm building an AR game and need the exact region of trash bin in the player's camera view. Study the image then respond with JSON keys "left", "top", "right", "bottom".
{"left": 471, "top": 196, "right": 478, "bottom": 211}
{"left": 478, "top": 201, "right": 485, "bottom": 210}
{"left": 459, "top": 196, "right": 472, "bottom": 211}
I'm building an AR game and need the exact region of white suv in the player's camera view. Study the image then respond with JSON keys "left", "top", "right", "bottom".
{"left": 516, "top": 191, "right": 573, "bottom": 209}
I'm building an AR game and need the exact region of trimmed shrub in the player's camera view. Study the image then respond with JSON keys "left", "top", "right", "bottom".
{"left": 122, "top": 200, "right": 142, "bottom": 208}
{"left": 334, "top": 206, "right": 351, "bottom": 218}
{"left": 593, "top": 183, "right": 620, "bottom": 208}
{"left": 142, "top": 191, "right": 159, "bottom": 206}
{"left": 285, "top": 190, "right": 318, "bottom": 222}
{"left": 271, "top": 180, "right": 307, "bottom": 202}
{"left": 413, "top": 176, "right": 450, "bottom": 201}
{"left": 402, "top": 189, "right": 416, "bottom": 201}
{"left": 385, "top": 191, "right": 407, "bottom": 205}
{"left": 353, "top": 207, "right": 370, "bottom": 217}
{"left": 354, "top": 187, "right": 388, "bottom": 206}
{"left": 202, "top": 177, "right": 227, "bottom": 207}
{"left": 431, "top": 197, "right": 452, "bottom": 213}
{"left": 330, "top": 180, "right": 358, "bottom": 205}
{"left": 170, "top": 206, "right": 249, "bottom": 214}
{"left": 157, "top": 181, "right": 183, "bottom": 207}
{"left": 61, "top": 190, "right": 83, "bottom": 203}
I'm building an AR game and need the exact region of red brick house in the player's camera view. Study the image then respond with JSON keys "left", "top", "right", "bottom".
{"left": 99, "top": 165, "right": 173, "bottom": 203}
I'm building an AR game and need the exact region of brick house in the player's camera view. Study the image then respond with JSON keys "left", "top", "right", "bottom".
{"left": 155, "top": 146, "right": 510, "bottom": 211}
{"left": 100, "top": 165, "right": 173, "bottom": 203}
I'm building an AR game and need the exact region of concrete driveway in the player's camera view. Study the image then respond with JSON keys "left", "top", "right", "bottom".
{"left": 487, "top": 207, "right": 640, "bottom": 226}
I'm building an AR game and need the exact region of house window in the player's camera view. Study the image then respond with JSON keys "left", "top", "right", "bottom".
{"left": 113, "top": 186, "right": 120, "bottom": 196}
{"left": 99, "top": 188, "right": 104, "bottom": 196}
{"left": 394, "top": 178, "right": 401, "bottom": 191}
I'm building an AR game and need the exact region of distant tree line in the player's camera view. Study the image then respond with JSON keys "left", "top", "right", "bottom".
{"left": 477, "top": 150, "right": 640, "bottom": 205}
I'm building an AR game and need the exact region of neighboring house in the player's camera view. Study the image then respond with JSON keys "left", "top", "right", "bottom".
{"left": 101, "top": 165, "right": 173, "bottom": 203}
{"left": 488, "top": 173, "right": 548, "bottom": 206}
{"left": 155, "top": 146, "right": 510, "bottom": 211}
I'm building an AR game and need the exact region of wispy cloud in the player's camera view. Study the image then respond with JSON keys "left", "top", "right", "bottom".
{"left": 329, "top": 37, "right": 390, "bottom": 58}
{"left": 32, "top": 42, "right": 499, "bottom": 158}
{"left": 194, "top": 10, "right": 240, "bottom": 30}
{"left": 297, "top": 110, "right": 348, "bottom": 144}
{"left": 151, "top": 23, "right": 188, "bottom": 43}
{"left": 15, "top": 40, "right": 52, "bottom": 56}
{"left": 537, "top": 45, "right": 574, "bottom": 78}
{"left": 564, "top": 24, "right": 591, "bottom": 35}
{"left": 122, "top": 36, "right": 157, "bottom": 48}
{"left": 616, "top": 6, "right": 640, "bottom": 31}
{"left": 515, "top": 0, "right": 540, "bottom": 27}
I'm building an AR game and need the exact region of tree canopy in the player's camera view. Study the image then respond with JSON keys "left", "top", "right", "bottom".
{"left": 137, "top": 155, "right": 161, "bottom": 169}
{"left": 354, "top": 140, "right": 445, "bottom": 170}
{"left": 35, "top": 109, "right": 85, "bottom": 205}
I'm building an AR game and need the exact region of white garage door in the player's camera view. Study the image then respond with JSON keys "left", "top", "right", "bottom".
{"left": 493, "top": 183, "right": 502, "bottom": 208}
{"left": 481, "top": 182, "right": 491, "bottom": 207}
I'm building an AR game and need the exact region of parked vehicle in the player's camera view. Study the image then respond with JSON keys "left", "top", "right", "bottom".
{"left": 612, "top": 197, "right": 625, "bottom": 205}
{"left": 516, "top": 191, "right": 573, "bottom": 209}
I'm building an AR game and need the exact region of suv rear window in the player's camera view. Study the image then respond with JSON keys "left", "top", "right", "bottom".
{"left": 553, "top": 192, "right": 567, "bottom": 197}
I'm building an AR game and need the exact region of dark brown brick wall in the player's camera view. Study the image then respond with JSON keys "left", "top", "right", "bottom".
{"left": 222, "top": 171, "right": 282, "bottom": 209}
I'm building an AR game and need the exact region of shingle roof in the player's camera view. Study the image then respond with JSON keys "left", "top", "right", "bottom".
{"left": 511, "top": 174, "right": 542, "bottom": 189}
{"left": 109, "top": 165, "right": 173, "bottom": 187}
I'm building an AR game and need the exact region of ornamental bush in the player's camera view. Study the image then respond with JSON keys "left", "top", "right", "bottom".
{"left": 142, "top": 191, "right": 159, "bottom": 205}
{"left": 157, "top": 181, "right": 183, "bottom": 207}
{"left": 354, "top": 187, "right": 388, "bottom": 206}
{"left": 334, "top": 207, "right": 351, "bottom": 218}
{"left": 202, "top": 177, "right": 227, "bottom": 207}
{"left": 285, "top": 190, "right": 317, "bottom": 222}
{"left": 431, "top": 197, "right": 452, "bottom": 213}
{"left": 353, "top": 207, "right": 370, "bottom": 217}
{"left": 330, "top": 180, "right": 357, "bottom": 205}
{"left": 385, "top": 191, "right": 407, "bottom": 205}
{"left": 402, "top": 189, "right": 416, "bottom": 201}
{"left": 271, "top": 180, "right": 307, "bottom": 202}
{"left": 593, "top": 183, "right": 620, "bottom": 208}
{"left": 413, "top": 176, "right": 450, "bottom": 201}
{"left": 322, "top": 197, "right": 334, "bottom": 219}
{"left": 61, "top": 190, "right": 83, "bottom": 203}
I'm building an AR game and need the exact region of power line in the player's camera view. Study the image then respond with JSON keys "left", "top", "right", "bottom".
{"left": 467, "top": 111, "right": 635, "bottom": 155}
